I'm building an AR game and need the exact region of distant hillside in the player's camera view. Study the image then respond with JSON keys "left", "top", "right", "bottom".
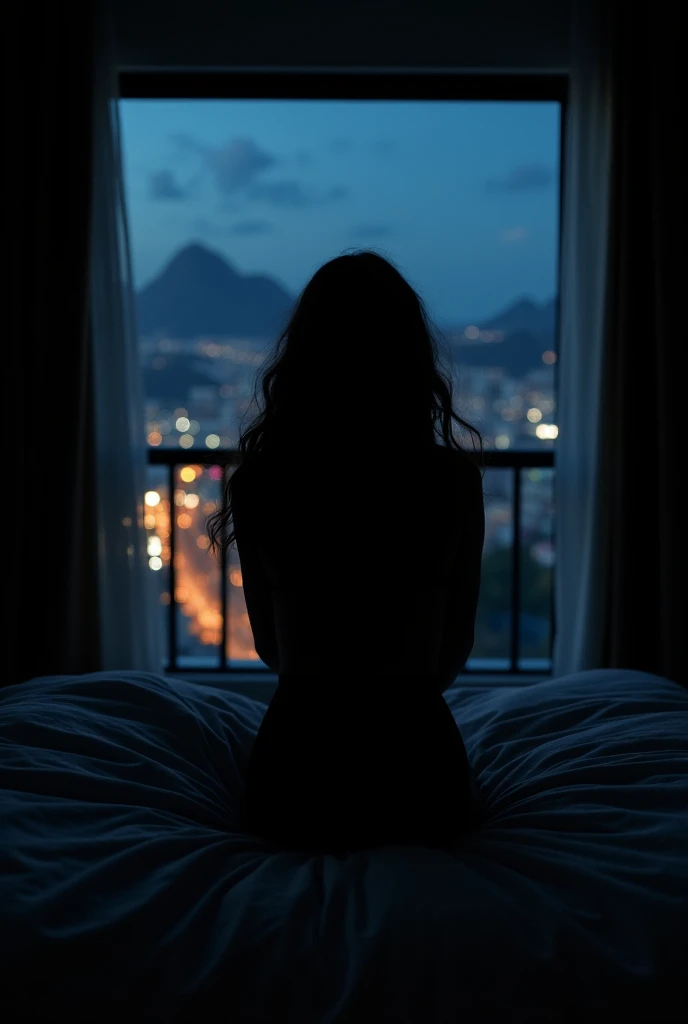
{"left": 481, "top": 296, "right": 556, "bottom": 339}
{"left": 447, "top": 297, "right": 557, "bottom": 376}
{"left": 136, "top": 243, "right": 557, "bottom": 377}
{"left": 453, "top": 330, "right": 554, "bottom": 377}
{"left": 142, "top": 355, "right": 220, "bottom": 402}
{"left": 136, "top": 243, "right": 295, "bottom": 340}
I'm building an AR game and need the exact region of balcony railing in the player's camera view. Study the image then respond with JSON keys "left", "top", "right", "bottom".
{"left": 146, "top": 448, "right": 555, "bottom": 675}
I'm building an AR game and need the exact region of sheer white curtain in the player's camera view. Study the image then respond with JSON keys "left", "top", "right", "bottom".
{"left": 89, "top": 0, "right": 163, "bottom": 672}
{"left": 553, "top": 0, "right": 613, "bottom": 676}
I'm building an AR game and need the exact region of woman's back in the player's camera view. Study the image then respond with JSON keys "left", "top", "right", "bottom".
{"left": 233, "top": 442, "right": 481, "bottom": 682}
{"left": 235, "top": 443, "right": 484, "bottom": 854}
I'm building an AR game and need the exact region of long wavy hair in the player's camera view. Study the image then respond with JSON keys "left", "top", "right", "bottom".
{"left": 207, "top": 250, "right": 483, "bottom": 555}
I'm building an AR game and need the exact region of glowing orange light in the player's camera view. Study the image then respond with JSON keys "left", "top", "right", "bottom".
{"left": 147, "top": 431, "right": 162, "bottom": 446}
{"left": 177, "top": 513, "right": 192, "bottom": 529}
{"left": 199, "top": 610, "right": 222, "bottom": 628}
{"left": 174, "top": 587, "right": 189, "bottom": 603}
{"left": 229, "top": 568, "right": 243, "bottom": 587}
{"left": 144, "top": 514, "right": 156, "bottom": 530}
{"left": 197, "top": 535, "right": 211, "bottom": 550}
{"left": 160, "top": 592, "right": 171, "bottom": 605}
{"left": 202, "top": 501, "right": 216, "bottom": 515}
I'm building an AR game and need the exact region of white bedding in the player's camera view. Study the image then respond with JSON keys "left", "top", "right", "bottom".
{"left": 0, "top": 668, "right": 686, "bottom": 1022}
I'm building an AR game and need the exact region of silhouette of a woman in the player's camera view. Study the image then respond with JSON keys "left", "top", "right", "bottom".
{"left": 208, "top": 252, "right": 485, "bottom": 854}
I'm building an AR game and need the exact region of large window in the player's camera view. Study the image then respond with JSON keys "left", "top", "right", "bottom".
{"left": 120, "top": 73, "right": 564, "bottom": 675}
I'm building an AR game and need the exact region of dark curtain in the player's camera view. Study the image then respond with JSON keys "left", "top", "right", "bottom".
{"left": 8, "top": 5, "right": 100, "bottom": 686}
{"left": 599, "top": 1, "right": 683, "bottom": 683}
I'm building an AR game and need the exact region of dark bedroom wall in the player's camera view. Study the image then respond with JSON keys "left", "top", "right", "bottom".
{"left": 114, "top": 0, "right": 570, "bottom": 71}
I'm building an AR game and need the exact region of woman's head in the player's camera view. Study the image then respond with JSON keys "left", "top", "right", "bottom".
{"left": 207, "top": 250, "right": 482, "bottom": 553}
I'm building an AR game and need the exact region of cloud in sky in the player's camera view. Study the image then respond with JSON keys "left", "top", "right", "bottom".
{"left": 206, "top": 138, "right": 276, "bottom": 194}
{"left": 487, "top": 163, "right": 554, "bottom": 192}
{"left": 248, "top": 179, "right": 311, "bottom": 207}
{"left": 169, "top": 135, "right": 347, "bottom": 207}
{"left": 248, "top": 180, "right": 349, "bottom": 208}
{"left": 501, "top": 225, "right": 529, "bottom": 243}
{"left": 149, "top": 170, "right": 188, "bottom": 201}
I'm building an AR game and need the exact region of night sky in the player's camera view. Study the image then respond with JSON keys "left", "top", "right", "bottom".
{"left": 120, "top": 99, "right": 560, "bottom": 324}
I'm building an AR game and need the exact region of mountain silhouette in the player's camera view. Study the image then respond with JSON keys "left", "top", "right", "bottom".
{"left": 136, "top": 243, "right": 556, "bottom": 378}
{"left": 448, "top": 297, "right": 556, "bottom": 376}
{"left": 136, "top": 243, "right": 295, "bottom": 340}
{"left": 482, "top": 296, "right": 556, "bottom": 338}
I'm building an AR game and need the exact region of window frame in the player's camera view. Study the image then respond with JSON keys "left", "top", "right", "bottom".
{"left": 121, "top": 69, "right": 567, "bottom": 680}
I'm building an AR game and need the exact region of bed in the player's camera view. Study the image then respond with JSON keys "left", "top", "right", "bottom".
{"left": 1, "top": 668, "right": 686, "bottom": 1023}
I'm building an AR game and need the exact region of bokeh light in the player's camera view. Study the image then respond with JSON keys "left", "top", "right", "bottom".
{"left": 147, "top": 536, "right": 162, "bottom": 556}
{"left": 180, "top": 466, "right": 196, "bottom": 483}
{"left": 144, "top": 490, "right": 161, "bottom": 506}
{"left": 535, "top": 423, "right": 559, "bottom": 439}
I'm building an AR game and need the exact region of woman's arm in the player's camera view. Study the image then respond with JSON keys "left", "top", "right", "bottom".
{"left": 232, "top": 475, "right": 281, "bottom": 673}
{"left": 435, "top": 459, "right": 485, "bottom": 692}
